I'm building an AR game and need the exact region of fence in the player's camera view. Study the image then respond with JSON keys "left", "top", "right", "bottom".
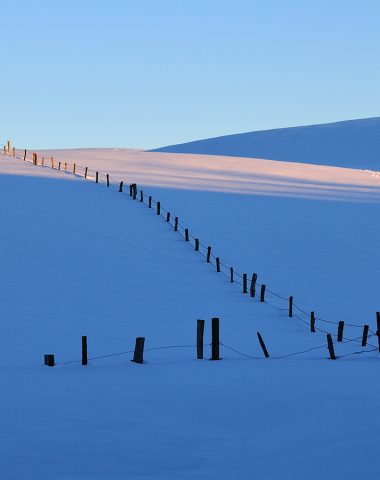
{"left": 2, "top": 142, "right": 379, "bottom": 363}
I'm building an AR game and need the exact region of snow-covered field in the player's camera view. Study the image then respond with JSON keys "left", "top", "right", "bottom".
{"left": 1, "top": 146, "right": 380, "bottom": 479}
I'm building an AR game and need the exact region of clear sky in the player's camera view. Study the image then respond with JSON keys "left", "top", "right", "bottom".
{"left": 2, "top": 0, "right": 380, "bottom": 149}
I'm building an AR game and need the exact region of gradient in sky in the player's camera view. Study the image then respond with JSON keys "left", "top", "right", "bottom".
{"left": 1, "top": 0, "right": 379, "bottom": 149}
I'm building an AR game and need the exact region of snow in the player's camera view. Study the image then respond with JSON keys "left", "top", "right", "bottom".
{"left": 151, "top": 117, "right": 380, "bottom": 170}
{"left": 1, "top": 147, "right": 380, "bottom": 479}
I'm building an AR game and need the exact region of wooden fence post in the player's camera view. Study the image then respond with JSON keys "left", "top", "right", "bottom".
{"left": 23, "top": 149, "right": 26, "bottom": 161}
{"left": 51, "top": 157, "right": 54, "bottom": 168}
{"left": 95, "top": 171, "right": 99, "bottom": 183}
{"left": 166, "top": 212, "right": 170, "bottom": 222}
{"left": 140, "top": 190, "right": 143, "bottom": 202}
{"left": 133, "top": 184, "right": 137, "bottom": 199}
{"left": 132, "top": 337, "right": 145, "bottom": 364}
{"left": 82, "top": 336, "right": 88, "bottom": 366}
{"left": 106, "top": 174, "right": 109, "bottom": 187}
{"left": 197, "top": 319, "right": 205, "bottom": 359}
{"left": 289, "top": 296, "right": 293, "bottom": 317}
{"left": 73, "top": 163, "right": 76, "bottom": 174}
{"left": 157, "top": 202, "right": 161, "bottom": 215}
{"left": 250, "top": 273, "right": 257, "bottom": 297}
{"left": 362, "top": 325, "right": 369, "bottom": 347}
{"left": 7, "top": 140, "right": 10, "bottom": 154}
{"left": 260, "top": 284, "right": 266, "bottom": 302}
{"left": 64, "top": 162, "right": 67, "bottom": 172}
{"left": 58, "top": 161, "right": 61, "bottom": 170}
{"left": 119, "top": 181, "right": 123, "bottom": 192}
{"left": 148, "top": 196, "right": 152, "bottom": 208}
{"left": 13, "top": 147, "right": 15, "bottom": 157}
{"left": 195, "top": 238, "right": 199, "bottom": 251}
{"left": 230, "top": 267, "right": 234, "bottom": 283}
{"left": 337, "top": 321, "right": 344, "bottom": 342}
{"left": 311, "top": 311, "right": 316, "bottom": 332}
{"left": 207, "top": 246, "right": 211, "bottom": 263}
{"left": 211, "top": 317, "right": 220, "bottom": 360}
{"left": 216, "top": 257, "right": 220, "bottom": 272}
{"left": 376, "top": 312, "right": 380, "bottom": 352}
{"left": 129, "top": 184, "right": 133, "bottom": 196}
{"left": 84, "top": 167, "right": 88, "bottom": 178}
{"left": 326, "top": 334, "right": 336, "bottom": 360}
{"left": 185, "top": 228, "right": 189, "bottom": 241}
{"left": 243, "top": 274, "right": 247, "bottom": 293}
{"left": 3, "top": 145, "right": 6, "bottom": 154}
{"left": 174, "top": 217, "right": 178, "bottom": 231}
{"left": 41, "top": 157, "right": 44, "bottom": 166}
{"left": 257, "top": 332, "right": 269, "bottom": 358}
{"left": 44, "top": 354, "right": 55, "bottom": 367}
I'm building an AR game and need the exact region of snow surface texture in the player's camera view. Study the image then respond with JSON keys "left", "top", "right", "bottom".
{"left": 151, "top": 117, "right": 380, "bottom": 170}
{"left": 2, "top": 147, "right": 380, "bottom": 479}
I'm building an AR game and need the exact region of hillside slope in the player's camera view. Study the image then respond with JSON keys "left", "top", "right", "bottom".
{"left": 2, "top": 148, "right": 380, "bottom": 479}
{"left": 151, "top": 117, "right": 380, "bottom": 170}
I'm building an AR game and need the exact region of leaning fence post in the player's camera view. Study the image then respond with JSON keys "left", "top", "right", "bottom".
{"left": 260, "top": 284, "right": 266, "bottom": 302}
{"left": 185, "top": 228, "right": 189, "bottom": 241}
{"left": 195, "top": 238, "right": 199, "bottom": 251}
{"left": 174, "top": 217, "right": 178, "bottom": 232}
{"left": 131, "top": 337, "right": 145, "bottom": 364}
{"left": 216, "top": 257, "right": 220, "bottom": 272}
{"left": 157, "top": 202, "right": 161, "bottom": 215}
{"left": 250, "top": 273, "right": 257, "bottom": 297}
{"left": 82, "top": 336, "right": 88, "bottom": 366}
{"left": 44, "top": 354, "right": 55, "bottom": 367}
{"left": 326, "top": 334, "right": 336, "bottom": 360}
{"left": 84, "top": 167, "right": 88, "bottom": 178}
{"left": 362, "top": 325, "right": 369, "bottom": 347}
{"left": 243, "top": 274, "right": 247, "bottom": 293}
{"left": 206, "top": 246, "right": 211, "bottom": 263}
{"left": 119, "top": 181, "right": 123, "bottom": 192}
{"left": 257, "top": 332, "right": 269, "bottom": 358}
{"left": 197, "top": 319, "right": 205, "bottom": 359}
{"left": 288, "top": 296, "right": 293, "bottom": 317}
{"left": 211, "top": 317, "right": 220, "bottom": 360}
{"left": 106, "top": 174, "right": 109, "bottom": 187}
{"left": 311, "top": 311, "right": 316, "bottom": 332}
{"left": 337, "top": 321, "right": 344, "bottom": 342}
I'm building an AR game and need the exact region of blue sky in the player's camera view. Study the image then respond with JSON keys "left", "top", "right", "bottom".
{"left": 1, "top": 0, "right": 379, "bottom": 149}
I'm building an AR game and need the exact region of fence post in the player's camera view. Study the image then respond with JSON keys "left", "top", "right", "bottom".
{"left": 216, "top": 257, "right": 220, "bottom": 272}
{"left": 206, "top": 246, "right": 211, "bottom": 263}
{"left": 133, "top": 184, "right": 137, "bottom": 199}
{"left": 73, "top": 163, "right": 76, "bottom": 174}
{"left": 64, "top": 162, "right": 67, "bottom": 172}
{"left": 119, "top": 181, "right": 123, "bottom": 192}
{"left": 197, "top": 319, "right": 205, "bottom": 359}
{"left": 250, "top": 273, "right": 257, "bottom": 297}
{"left": 326, "top": 334, "right": 336, "bottom": 360}
{"left": 13, "top": 147, "right": 15, "bottom": 157}
{"left": 243, "top": 274, "right": 247, "bottom": 293}
{"left": 129, "top": 184, "right": 133, "bottom": 196}
{"left": 23, "top": 149, "right": 26, "bottom": 161}
{"left": 7, "top": 140, "right": 10, "bottom": 154}
{"left": 211, "top": 317, "right": 220, "bottom": 360}
{"left": 44, "top": 354, "right": 55, "bottom": 367}
{"left": 157, "top": 202, "right": 161, "bottom": 215}
{"left": 140, "top": 190, "right": 143, "bottom": 202}
{"left": 230, "top": 267, "right": 234, "bottom": 283}
{"left": 3, "top": 145, "right": 6, "bottom": 154}
{"left": 185, "top": 228, "right": 189, "bottom": 241}
{"left": 311, "top": 311, "right": 316, "bottom": 332}
{"left": 195, "top": 238, "right": 199, "bottom": 251}
{"left": 95, "top": 171, "right": 99, "bottom": 183}
{"left": 106, "top": 174, "right": 109, "bottom": 187}
{"left": 362, "top": 325, "right": 369, "bottom": 347}
{"left": 131, "top": 337, "right": 145, "bottom": 364}
{"left": 58, "top": 161, "right": 61, "bottom": 170}
{"left": 166, "top": 212, "right": 170, "bottom": 222}
{"left": 257, "top": 332, "right": 269, "bottom": 358}
{"left": 289, "top": 296, "right": 293, "bottom": 317}
{"left": 41, "top": 157, "right": 44, "bottom": 166}
{"left": 174, "top": 217, "right": 178, "bottom": 231}
{"left": 260, "top": 284, "right": 266, "bottom": 302}
{"left": 148, "top": 196, "right": 152, "bottom": 208}
{"left": 337, "top": 321, "right": 344, "bottom": 342}
{"left": 84, "top": 167, "right": 88, "bottom": 178}
{"left": 376, "top": 312, "right": 380, "bottom": 352}
{"left": 82, "top": 336, "right": 88, "bottom": 366}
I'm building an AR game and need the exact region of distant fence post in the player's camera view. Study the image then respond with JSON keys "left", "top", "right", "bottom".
{"left": 95, "top": 171, "right": 99, "bottom": 183}
{"left": 260, "top": 284, "right": 266, "bottom": 302}
{"left": 197, "top": 319, "right": 205, "bottom": 359}
{"left": 23, "top": 149, "right": 26, "bottom": 161}
{"left": 51, "top": 157, "right": 54, "bottom": 168}
{"left": 119, "top": 181, "right": 123, "bottom": 192}
{"left": 243, "top": 274, "right": 247, "bottom": 293}
{"left": 206, "top": 246, "right": 211, "bottom": 263}
{"left": 289, "top": 296, "right": 293, "bottom": 317}
{"left": 211, "top": 317, "right": 220, "bottom": 360}
{"left": 326, "top": 334, "right": 336, "bottom": 360}
{"left": 185, "top": 228, "right": 189, "bottom": 241}
{"left": 376, "top": 312, "right": 380, "bottom": 352}
{"left": 310, "top": 311, "right": 316, "bottom": 332}
{"left": 13, "top": 147, "right": 15, "bottom": 157}
{"left": 166, "top": 212, "right": 171, "bottom": 222}
{"left": 133, "top": 184, "right": 137, "bottom": 199}
{"left": 230, "top": 267, "right": 234, "bottom": 283}
{"left": 44, "top": 354, "right": 55, "bottom": 367}
{"left": 337, "top": 321, "right": 344, "bottom": 342}
{"left": 64, "top": 162, "right": 67, "bottom": 172}
{"left": 362, "top": 325, "right": 369, "bottom": 347}
{"left": 82, "top": 336, "right": 88, "bottom": 366}
{"left": 132, "top": 337, "right": 145, "bottom": 364}
{"left": 216, "top": 257, "right": 220, "bottom": 272}
{"left": 73, "top": 163, "right": 76, "bottom": 174}
{"left": 174, "top": 217, "right": 178, "bottom": 231}
{"left": 84, "top": 167, "right": 88, "bottom": 178}
{"left": 148, "top": 196, "right": 152, "bottom": 208}
{"left": 157, "top": 202, "right": 161, "bottom": 215}
{"left": 250, "top": 273, "right": 257, "bottom": 297}
{"left": 140, "top": 190, "right": 143, "bottom": 202}
{"left": 195, "top": 238, "right": 199, "bottom": 251}
{"left": 106, "top": 174, "right": 109, "bottom": 187}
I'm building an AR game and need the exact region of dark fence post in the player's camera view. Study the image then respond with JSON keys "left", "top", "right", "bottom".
{"left": 289, "top": 296, "right": 293, "bottom": 317}
{"left": 216, "top": 257, "right": 220, "bottom": 272}
{"left": 73, "top": 163, "right": 76, "bottom": 174}
{"left": 376, "top": 312, "right": 380, "bottom": 352}
{"left": 140, "top": 190, "right": 143, "bottom": 202}
{"left": 82, "top": 336, "right": 88, "bottom": 366}
{"left": 197, "top": 319, "right": 205, "bottom": 359}
{"left": 206, "top": 246, "right": 211, "bottom": 263}
{"left": 166, "top": 212, "right": 170, "bottom": 222}
{"left": 51, "top": 157, "right": 54, "bottom": 169}
{"left": 23, "top": 149, "right": 26, "bottom": 161}
{"left": 326, "top": 334, "right": 336, "bottom": 360}
{"left": 129, "top": 184, "right": 133, "bottom": 196}
{"left": 362, "top": 325, "right": 369, "bottom": 347}
{"left": 311, "top": 311, "right": 316, "bottom": 332}
{"left": 85, "top": 167, "right": 88, "bottom": 178}
{"left": 148, "top": 196, "right": 152, "bottom": 208}
{"left": 243, "top": 274, "right": 247, "bottom": 293}
{"left": 250, "top": 273, "right": 257, "bottom": 297}
{"left": 44, "top": 354, "right": 55, "bottom": 367}
{"left": 174, "top": 217, "right": 178, "bottom": 231}
{"left": 133, "top": 184, "right": 137, "bottom": 199}
{"left": 185, "top": 229, "right": 189, "bottom": 241}
{"left": 257, "top": 332, "right": 269, "bottom": 358}
{"left": 106, "top": 174, "right": 109, "bottom": 187}
{"left": 337, "top": 321, "right": 344, "bottom": 342}
{"left": 58, "top": 161, "right": 61, "bottom": 170}
{"left": 195, "top": 238, "right": 199, "bottom": 251}
{"left": 132, "top": 337, "right": 145, "bottom": 364}
{"left": 260, "top": 285, "right": 266, "bottom": 302}
{"left": 119, "top": 181, "right": 123, "bottom": 192}
{"left": 211, "top": 317, "right": 220, "bottom": 360}
{"left": 95, "top": 171, "right": 99, "bottom": 183}
{"left": 230, "top": 267, "right": 234, "bottom": 283}
{"left": 157, "top": 202, "right": 161, "bottom": 215}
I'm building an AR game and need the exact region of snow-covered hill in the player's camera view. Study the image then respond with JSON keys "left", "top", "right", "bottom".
{"left": 1, "top": 147, "right": 380, "bottom": 479}
{"left": 152, "top": 117, "right": 380, "bottom": 170}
